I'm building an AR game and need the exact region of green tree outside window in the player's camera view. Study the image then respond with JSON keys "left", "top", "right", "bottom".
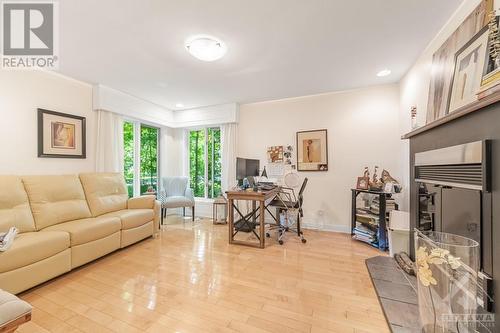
{"left": 189, "top": 128, "right": 221, "bottom": 198}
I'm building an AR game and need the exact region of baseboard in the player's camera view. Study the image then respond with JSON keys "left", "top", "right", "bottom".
{"left": 301, "top": 222, "right": 351, "bottom": 233}
{"left": 166, "top": 205, "right": 351, "bottom": 233}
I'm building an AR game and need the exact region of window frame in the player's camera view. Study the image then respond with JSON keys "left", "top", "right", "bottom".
{"left": 123, "top": 118, "right": 161, "bottom": 197}
{"left": 187, "top": 126, "right": 221, "bottom": 199}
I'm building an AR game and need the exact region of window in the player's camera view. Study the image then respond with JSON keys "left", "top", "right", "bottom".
{"left": 189, "top": 127, "right": 221, "bottom": 199}
{"left": 123, "top": 121, "right": 135, "bottom": 197}
{"left": 140, "top": 125, "right": 159, "bottom": 194}
{"left": 123, "top": 121, "right": 159, "bottom": 197}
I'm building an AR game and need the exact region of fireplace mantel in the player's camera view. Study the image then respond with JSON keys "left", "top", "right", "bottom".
{"left": 402, "top": 92, "right": 500, "bottom": 139}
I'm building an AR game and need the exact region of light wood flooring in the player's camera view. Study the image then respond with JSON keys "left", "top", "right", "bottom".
{"left": 17, "top": 218, "right": 390, "bottom": 333}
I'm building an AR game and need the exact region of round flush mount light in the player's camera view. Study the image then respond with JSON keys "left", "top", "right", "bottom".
{"left": 377, "top": 69, "right": 391, "bottom": 77}
{"left": 185, "top": 35, "right": 227, "bottom": 62}
{"left": 175, "top": 103, "right": 184, "bottom": 108}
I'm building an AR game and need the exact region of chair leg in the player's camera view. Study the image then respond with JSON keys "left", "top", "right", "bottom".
{"left": 297, "top": 212, "right": 301, "bottom": 236}
{"left": 160, "top": 208, "right": 164, "bottom": 226}
{"left": 192, "top": 206, "right": 195, "bottom": 222}
{"left": 183, "top": 207, "right": 186, "bottom": 217}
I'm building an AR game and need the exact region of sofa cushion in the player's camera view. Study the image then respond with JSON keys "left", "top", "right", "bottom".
{"left": 42, "top": 216, "right": 121, "bottom": 246}
{"left": 22, "top": 175, "right": 91, "bottom": 230}
{"left": 0, "top": 231, "right": 69, "bottom": 273}
{"left": 0, "top": 289, "right": 32, "bottom": 326}
{"left": 79, "top": 173, "right": 128, "bottom": 217}
{"left": 0, "top": 176, "right": 36, "bottom": 233}
{"left": 101, "top": 209, "right": 154, "bottom": 230}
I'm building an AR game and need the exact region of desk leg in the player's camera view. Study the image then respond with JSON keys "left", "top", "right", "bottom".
{"left": 228, "top": 199, "right": 234, "bottom": 244}
{"left": 259, "top": 200, "right": 265, "bottom": 248}
{"left": 252, "top": 200, "right": 256, "bottom": 223}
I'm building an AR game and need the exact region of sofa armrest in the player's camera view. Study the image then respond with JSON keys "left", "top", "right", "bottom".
{"left": 128, "top": 195, "right": 155, "bottom": 209}
{"left": 153, "top": 200, "right": 160, "bottom": 234}
{"left": 128, "top": 196, "right": 160, "bottom": 235}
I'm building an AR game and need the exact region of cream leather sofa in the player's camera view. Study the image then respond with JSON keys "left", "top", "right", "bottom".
{"left": 0, "top": 173, "right": 160, "bottom": 294}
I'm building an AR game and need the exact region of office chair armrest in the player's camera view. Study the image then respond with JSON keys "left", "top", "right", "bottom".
{"left": 278, "top": 187, "right": 297, "bottom": 202}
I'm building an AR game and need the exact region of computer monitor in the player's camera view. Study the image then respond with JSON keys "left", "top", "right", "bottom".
{"left": 236, "top": 157, "right": 260, "bottom": 180}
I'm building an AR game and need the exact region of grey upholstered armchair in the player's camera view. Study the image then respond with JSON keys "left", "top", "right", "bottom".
{"left": 159, "top": 177, "right": 195, "bottom": 225}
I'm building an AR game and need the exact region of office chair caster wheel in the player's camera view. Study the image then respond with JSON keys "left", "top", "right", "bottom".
{"left": 279, "top": 240, "right": 284, "bottom": 245}
{"left": 301, "top": 238, "right": 307, "bottom": 243}
{"left": 266, "top": 233, "right": 271, "bottom": 238}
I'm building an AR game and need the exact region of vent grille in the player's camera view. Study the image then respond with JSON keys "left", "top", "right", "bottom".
{"left": 416, "top": 164, "right": 483, "bottom": 188}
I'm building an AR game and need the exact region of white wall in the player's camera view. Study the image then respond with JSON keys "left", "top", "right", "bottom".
{"left": 0, "top": 70, "right": 96, "bottom": 174}
{"left": 398, "top": 0, "right": 484, "bottom": 210}
{"left": 238, "top": 84, "right": 401, "bottom": 232}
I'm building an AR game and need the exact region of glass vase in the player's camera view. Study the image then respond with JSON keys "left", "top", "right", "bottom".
{"left": 415, "top": 230, "right": 479, "bottom": 333}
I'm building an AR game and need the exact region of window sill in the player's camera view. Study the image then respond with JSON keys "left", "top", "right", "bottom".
{"left": 194, "top": 197, "right": 215, "bottom": 204}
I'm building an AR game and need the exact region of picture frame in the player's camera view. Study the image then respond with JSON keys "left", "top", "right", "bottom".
{"left": 480, "top": 15, "right": 500, "bottom": 89}
{"left": 384, "top": 182, "right": 394, "bottom": 193}
{"left": 356, "top": 177, "right": 369, "bottom": 190}
{"left": 425, "top": 2, "right": 488, "bottom": 123}
{"left": 38, "top": 108, "right": 86, "bottom": 158}
{"left": 267, "top": 145, "right": 284, "bottom": 163}
{"left": 296, "top": 129, "right": 328, "bottom": 172}
{"left": 447, "top": 26, "right": 490, "bottom": 113}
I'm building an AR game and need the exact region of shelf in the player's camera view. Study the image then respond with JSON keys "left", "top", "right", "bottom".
{"left": 402, "top": 90, "right": 500, "bottom": 139}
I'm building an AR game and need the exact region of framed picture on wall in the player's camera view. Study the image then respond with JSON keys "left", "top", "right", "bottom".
{"left": 447, "top": 26, "right": 489, "bottom": 113}
{"left": 38, "top": 108, "right": 86, "bottom": 158}
{"left": 267, "top": 145, "right": 284, "bottom": 163}
{"left": 296, "top": 129, "right": 328, "bottom": 171}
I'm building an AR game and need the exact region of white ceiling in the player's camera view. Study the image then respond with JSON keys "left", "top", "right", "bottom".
{"left": 58, "top": 0, "right": 462, "bottom": 110}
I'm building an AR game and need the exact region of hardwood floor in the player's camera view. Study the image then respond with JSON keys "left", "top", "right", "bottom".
{"left": 17, "top": 219, "right": 390, "bottom": 333}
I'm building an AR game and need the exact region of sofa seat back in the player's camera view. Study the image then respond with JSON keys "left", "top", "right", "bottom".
{"left": 79, "top": 173, "right": 128, "bottom": 217}
{"left": 0, "top": 176, "right": 36, "bottom": 233}
{"left": 42, "top": 216, "right": 121, "bottom": 246}
{"left": 22, "top": 175, "right": 92, "bottom": 230}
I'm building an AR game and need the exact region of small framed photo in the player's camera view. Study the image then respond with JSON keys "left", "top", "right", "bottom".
{"left": 38, "top": 108, "right": 86, "bottom": 158}
{"left": 296, "top": 129, "right": 328, "bottom": 172}
{"left": 267, "top": 145, "right": 284, "bottom": 163}
{"left": 384, "top": 182, "right": 394, "bottom": 193}
{"left": 448, "top": 26, "right": 489, "bottom": 113}
{"left": 356, "top": 177, "right": 369, "bottom": 190}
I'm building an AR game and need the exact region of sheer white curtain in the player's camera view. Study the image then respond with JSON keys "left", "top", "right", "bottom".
{"left": 221, "top": 123, "right": 238, "bottom": 193}
{"left": 95, "top": 109, "right": 124, "bottom": 172}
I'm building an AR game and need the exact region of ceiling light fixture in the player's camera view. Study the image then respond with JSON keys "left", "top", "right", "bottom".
{"left": 175, "top": 103, "right": 184, "bottom": 108}
{"left": 185, "top": 35, "right": 227, "bottom": 62}
{"left": 377, "top": 69, "right": 391, "bottom": 77}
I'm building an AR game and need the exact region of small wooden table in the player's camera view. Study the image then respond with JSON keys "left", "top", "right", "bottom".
{"left": 226, "top": 187, "right": 280, "bottom": 248}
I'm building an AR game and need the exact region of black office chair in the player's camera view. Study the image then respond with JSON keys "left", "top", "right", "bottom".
{"left": 266, "top": 178, "right": 308, "bottom": 245}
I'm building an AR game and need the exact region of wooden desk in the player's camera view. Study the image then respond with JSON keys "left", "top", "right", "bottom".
{"left": 226, "top": 187, "right": 279, "bottom": 248}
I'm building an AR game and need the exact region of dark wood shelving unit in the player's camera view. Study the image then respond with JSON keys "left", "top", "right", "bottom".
{"left": 351, "top": 189, "right": 398, "bottom": 250}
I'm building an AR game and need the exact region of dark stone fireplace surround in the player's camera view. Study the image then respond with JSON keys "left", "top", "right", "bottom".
{"left": 404, "top": 99, "right": 500, "bottom": 329}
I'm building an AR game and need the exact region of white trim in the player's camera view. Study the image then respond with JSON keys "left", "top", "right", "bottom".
{"left": 40, "top": 69, "right": 93, "bottom": 88}
{"left": 301, "top": 222, "right": 351, "bottom": 233}
{"left": 93, "top": 85, "right": 239, "bottom": 128}
{"left": 195, "top": 197, "right": 215, "bottom": 204}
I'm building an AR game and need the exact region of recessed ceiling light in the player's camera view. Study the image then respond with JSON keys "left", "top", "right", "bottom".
{"left": 185, "top": 35, "right": 227, "bottom": 62}
{"left": 175, "top": 103, "right": 184, "bottom": 108}
{"left": 377, "top": 69, "right": 391, "bottom": 77}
